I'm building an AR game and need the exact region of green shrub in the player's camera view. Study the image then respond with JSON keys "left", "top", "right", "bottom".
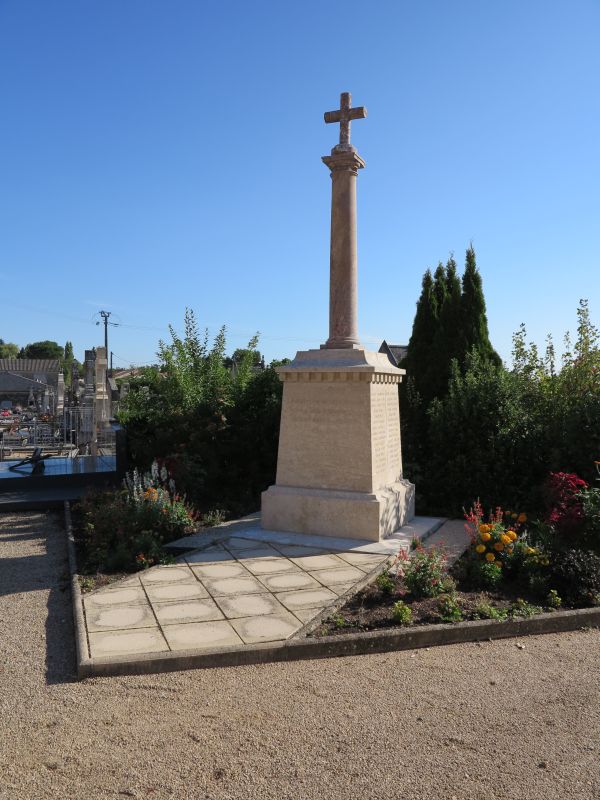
{"left": 78, "top": 462, "right": 196, "bottom": 573}
{"left": 408, "top": 300, "right": 600, "bottom": 515}
{"left": 375, "top": 573, "right": 395, "bottom": 595}
{"left": 549, "top": 549, "right": 600, "bottom": 606}
{"left": 118, "top": 311, "right": 282, "bottom": 519}
{"left": 437, "top": 594, "right": 463, "bottom": 623}
{"left": 547, "top": 589, "right": 562, "bottom": 609}
{"left": 474, "top": 602, "right": 508, "bottom": 620}
{"left": 391, "top": 600, "right": 413, "bottom": 626}
{"left": 509, "top": 598, "right": 543, "bottom": 618}
{"left": 403, "top": 546, "right": 447, "bottom": 598}
{"left": 463, "top": 559, "right": 503, "bottom": 591}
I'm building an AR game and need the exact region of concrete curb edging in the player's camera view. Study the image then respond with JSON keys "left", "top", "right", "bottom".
{"left": 64, "top": 501, "right": 92, "bottom": 672}
{"left": 78, "top": 605, "right": 600, "bottom": 678}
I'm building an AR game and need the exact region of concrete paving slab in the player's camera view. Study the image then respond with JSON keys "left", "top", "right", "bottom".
{"left": 336, "top": 551, "right": 390, "bottom": 568}
{"left": 140, "top": 565, "right": 198, "bottom": 584}
{"left": 269, "top": 544, "right": 328, "bottom": 557}
{"left": 152, "top": 598, "right": 224, "bottom": 625}
{"left": 190, "top": 561, "right": 251, "bottom": 580}
{"left": 330, "top": 582, "right": 357, "bottom": 596}
{"left": 184, "top": 548, "right": 236, "bottom": 565}
{"left": 85, "top": 603, "right": 158, "bottom": 633}
{"left": 291, "top": 607, "right": 323, "bottom": 624}
{"left": 230, "top": 611, "right": 301, "bottom": 643}
{"left": 214, "top": 592, "right": 289, "bottom": 619}
{"left": 308, "top": 566, "right": 366, "bottom": 586}
{"left": 162, "top": 620, "right": 243, "bottom": 651}
{"left": 144, "top": 582, "right": 209, "bottom": 602}
{"left": 201, "top": 574, "right": 268, "bottom": 597}
{"left": 88, "top": 628, "right": 169, "bottom": 658}
{"left": 256, "top": 571, "right": 322, "bottom": 592}
{"left": 225, "top": 536, "right": 265, "bottom": 550}
{"left": 84, "top": 586, "right": 148, "bottom": 609}
{"left": 275, "top": 587, "right": 338, "bottom": 611}
{"left": 290, "top": 553, "right": 348, "bottom": 571}
{"left": 241, "top": 556, "right": 300, "bottom": 575}
{"left": 225, "top": 543, "right": 281, "bottom": 559}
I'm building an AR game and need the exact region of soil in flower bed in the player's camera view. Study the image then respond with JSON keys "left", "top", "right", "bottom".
{"left": 311, "top": 566, "right": 576, "bottom": 637}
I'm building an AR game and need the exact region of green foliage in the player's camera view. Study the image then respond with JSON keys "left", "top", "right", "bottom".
{"left": 19, "top": 340, "right": 63, "bottom": 360}
{"left": 580, "top": 487, "right": 600, "bottom": 552}
{"left": 473, "top": 602, "right": 508, "bottom": 620}
{"left": 391, "top": 600, "right": 413, "bottom": 625}
{"left": 0, "top": 339, "right": 19, "bottom": 358}
{"left": 549, "top": 549, "right": 600, "bottom": 607}
{"left": 118, "top": 310, "right": 281, "bottom": 518}
{"left": 509, "top": 598, "right": 543, "bottom": 618}
{"left": 462, "top": 559, "right": 503, "bottom": 591}
{"left": 403, "top": 546, "right": 447, "bottom": 598}
{"left": 420, "top": 300, "right": 600, "bottom": 514}
{"left": 460, "top": 246, "right": 501, "bottom": 368}
{"left": 375, "top": 573, "right": 395, "bottom": 595}
{"left": 547, "top": 589, "right": 562, "bottom": 609}
{"left": 77, "top": 462, "right": 196, "bottom": 573}
{"left": 437, "top": 593, "right": 463, "bottom": 623}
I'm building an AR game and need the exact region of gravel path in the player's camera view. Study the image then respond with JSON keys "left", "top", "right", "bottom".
{"left": 1, "top": 510, "right": 599, "bottom": 800}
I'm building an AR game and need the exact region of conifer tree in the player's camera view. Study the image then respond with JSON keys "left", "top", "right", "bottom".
{"left": 404, "top": 269, "right": 438, "bottom": 402}
{"left": 433, "top": 256, "right": 463, "bottom": 395}
{"left": 460, "top": 245, "right": 501, "bottom": 366}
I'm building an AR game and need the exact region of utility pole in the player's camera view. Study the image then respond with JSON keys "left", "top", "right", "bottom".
{"left": 98, "top": 310, "right": 111, "bottom": 353}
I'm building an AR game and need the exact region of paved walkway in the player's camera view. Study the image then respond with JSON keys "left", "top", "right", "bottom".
{"left": 81, "top": 515, "right": 468, "bottom": 664}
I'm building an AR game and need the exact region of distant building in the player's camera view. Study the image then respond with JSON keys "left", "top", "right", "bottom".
{"left": 0, "top": 359, "right": 64, "bottom": 412}
{"left": 378, "top": 341, "right": 408, "bottom": 368}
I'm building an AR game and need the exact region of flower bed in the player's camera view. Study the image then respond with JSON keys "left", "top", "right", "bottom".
{"left": 314, "top": 468, "right": 600, "bottom": 637}
{"left": 72, "top": 461, "right": 199, "bottom": 590}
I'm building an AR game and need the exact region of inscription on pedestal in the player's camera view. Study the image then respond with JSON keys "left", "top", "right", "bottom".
{"left": 371, "top": 385, "right": 401, "bottom": 487}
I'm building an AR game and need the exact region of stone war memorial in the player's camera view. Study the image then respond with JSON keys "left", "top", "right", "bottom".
{"left": 262, "top": 92, "right": 415, "bottom": 541}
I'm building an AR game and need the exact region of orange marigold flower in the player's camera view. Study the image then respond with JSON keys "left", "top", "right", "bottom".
{"left": 481, "top": 532, "right": 492, "bottom": 542}
{"left": 507, "top": 530, "right": 518, "bottom": 541}
{"left": 517, "top": 513, "right": 527, "bottom": 523}
{"left": 485, "top": 552, "right": 496, "bottom": 562}
{"left": 493, "top": 542, "right": 504, "bottom": 552}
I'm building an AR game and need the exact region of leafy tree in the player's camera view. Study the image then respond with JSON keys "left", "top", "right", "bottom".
{"left": 118, "top": 309, "right": 278, "bottom": 517}
{"left": 19, "top": 340, "right": 63, "bottom": 360}
{"left": 0, "top": 339, "right": 19, "bottom": 358}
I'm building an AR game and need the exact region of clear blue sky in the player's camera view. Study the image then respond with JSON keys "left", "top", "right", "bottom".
{"left": 1, "top": 0, "right": 598, "bottom": 368}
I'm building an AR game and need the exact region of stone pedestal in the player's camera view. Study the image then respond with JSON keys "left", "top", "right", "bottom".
{"left": 261, "top": 349, "right": 415, "bottom": 541}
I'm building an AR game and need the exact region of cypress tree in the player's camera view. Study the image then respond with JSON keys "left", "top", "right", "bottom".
{"left": 405, "top": 269, "right": 439, "bottom": 402}
{"left": 460, "top": 245, "right": 501, "bottom": 366}
{"left": 433, "top": 256, "right": 463, "bottom": 395}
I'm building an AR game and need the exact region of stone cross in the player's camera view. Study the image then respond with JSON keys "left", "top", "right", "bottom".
{"left": 321, "top": 93, "right": 367, "bottom": 349}
{"left": 324, "top": 92, "right": 367, "bottom": 150}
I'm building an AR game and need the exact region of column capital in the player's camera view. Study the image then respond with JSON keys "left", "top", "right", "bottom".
{"left": 322, "top": 149, "right": 365, "bottom": 175}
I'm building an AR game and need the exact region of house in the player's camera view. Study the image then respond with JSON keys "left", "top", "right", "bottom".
{"left": 0, "top": 359, "right": 65, "bottom": 413}
{"left": 378, "top": 341, "right": 408, "bottom": 368}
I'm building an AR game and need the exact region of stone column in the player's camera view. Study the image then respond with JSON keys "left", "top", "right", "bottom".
{"left": 322, "top": 149, "right": 365, "bottom": 350}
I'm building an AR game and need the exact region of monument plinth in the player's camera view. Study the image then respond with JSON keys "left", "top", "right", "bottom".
{"left": 261, "top": 93, "right": 415, "bottom": 541}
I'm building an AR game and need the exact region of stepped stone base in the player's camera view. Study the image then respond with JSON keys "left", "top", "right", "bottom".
{"left": 261, "top": 480, "right": 415, "bottom": 542}
{"left": 261, "top": 348, "right": 416, "bottom": 542}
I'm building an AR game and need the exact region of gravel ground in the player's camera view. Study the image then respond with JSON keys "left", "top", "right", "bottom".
{"left": 1, "top": 509, "right": 599, "bottom": 800}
